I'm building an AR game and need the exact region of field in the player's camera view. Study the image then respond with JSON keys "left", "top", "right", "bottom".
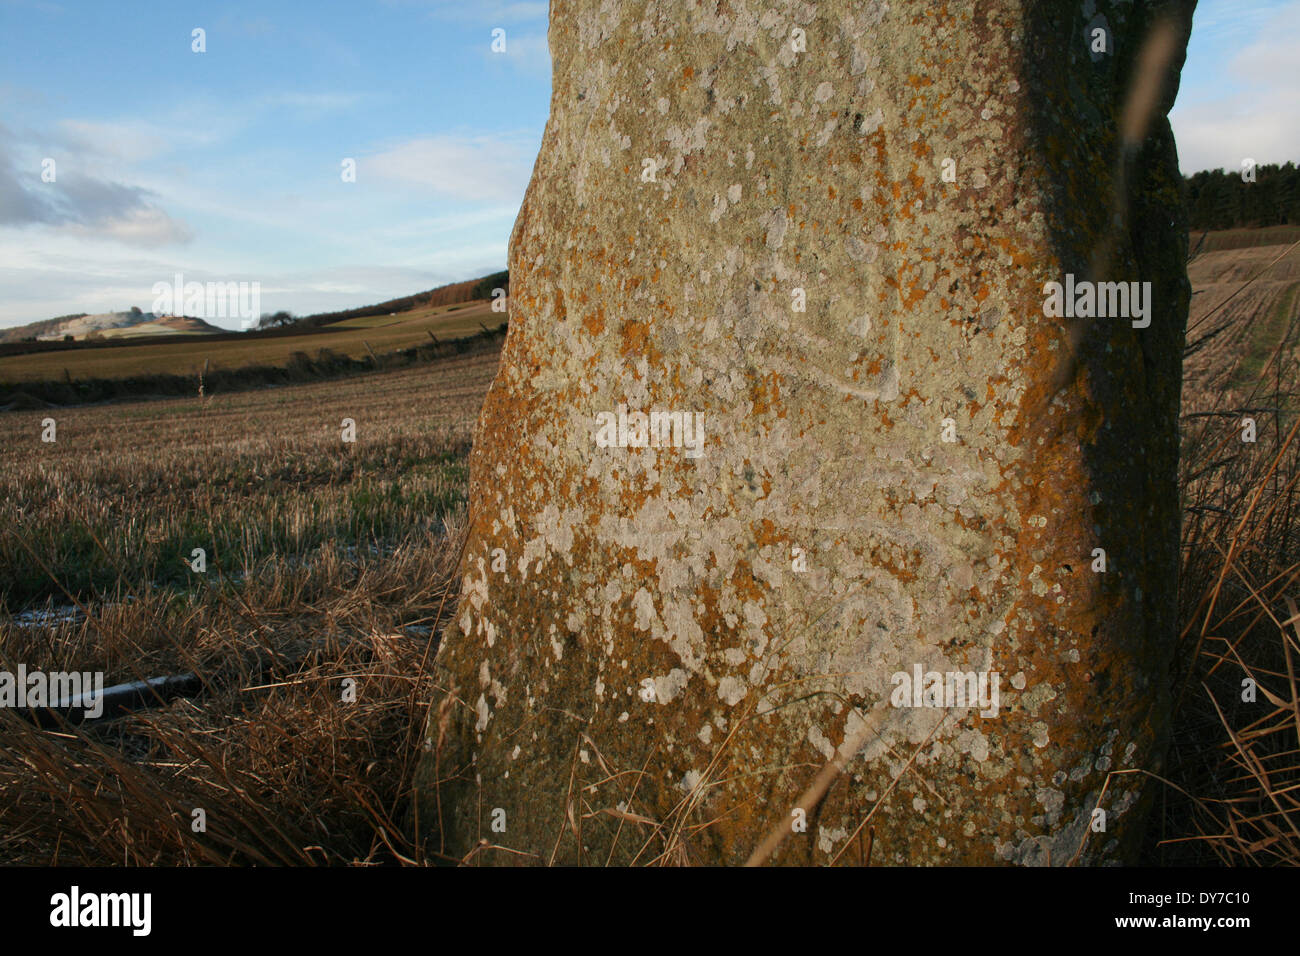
{"left": 1185, "top": 238, "right": 1300, "bottom": 391}
{"left": 0, "top": 349, "right": 499, "bottom": 864}
{"left": 1, "top": 230, "right": 1298, "bottom": 866}
{"left": 0, "top": 351, "right": 497, "bottom": 612}
{"left": 0, "top": 299, "right": 501, "bottom": 385}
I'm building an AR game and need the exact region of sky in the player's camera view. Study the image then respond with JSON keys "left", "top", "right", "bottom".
{"left": 1171, "top": 0, "right": 1300, "bottom": 178}
{"left": 0, "top": 0, "right": 1295, "bottom": 330}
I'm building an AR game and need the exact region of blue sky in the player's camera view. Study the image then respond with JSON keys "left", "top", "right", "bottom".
{"left": 1172, "top": 0, "right": 1300, "bottom": 179}
{"left": 0, "top": 0, "right": 1296, "bottom": 329}
{"left": 0, "top": 0, "right": 551, "bottom": 328}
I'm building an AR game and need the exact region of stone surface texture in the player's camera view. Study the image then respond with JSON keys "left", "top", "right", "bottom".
{"left": 415, "top": 0, "right": 1195, "bottom": 865}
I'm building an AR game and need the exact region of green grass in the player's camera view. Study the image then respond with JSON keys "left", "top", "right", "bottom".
{"left": 1230, "top": 282, "right": 1300, "bottom": 389}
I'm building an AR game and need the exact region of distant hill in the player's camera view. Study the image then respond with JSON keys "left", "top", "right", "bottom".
{"left": 0, "top": 270, "right": 510, "bottom": 343}
{"left": 96, "top": 314, "right": 225, "bottom": 338}
{"left": 0, "top": 312, "right": 88, "bottom": 344}
{"left": 0, "top": 310, "right": 222, "bottom": 344}
{"left": 293, "top": 270, "right": 509, "bottom": 329}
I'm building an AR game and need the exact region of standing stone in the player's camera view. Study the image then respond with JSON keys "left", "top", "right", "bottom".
{"left": 415, "top": 0, "right": 1195, "bottom": 865}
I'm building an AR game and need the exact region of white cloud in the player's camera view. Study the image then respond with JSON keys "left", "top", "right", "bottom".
{"left": 0, "top": 128, "right": 194, "bottom": 247}
{"left": 365, "top": 133, "right": 536, "bottom": 202}
{"left": 0, "top": 204, "right": 510, "bottom": 328}
{"left": 55, "top": 91, "right": 362, "bottom": 166}
{"left": 1171, "top": 2, "right": 1300, "bottom": 173}
{"left": 56, "top": 119, "right": 174, "bottom": 163}
{"left": 63, "top": 206, "right": 194, "bottom": 247}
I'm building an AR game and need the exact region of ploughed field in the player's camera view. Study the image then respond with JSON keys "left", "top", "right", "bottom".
{"left": 0, "top": 349, "right": 498, "bottom": 647}
{"left": 1184, "top": 235, "right": 1300, "bottom": 402}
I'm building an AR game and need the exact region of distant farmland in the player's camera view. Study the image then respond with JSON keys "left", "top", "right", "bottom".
{"left": 1191, "top": 224, "right": 1300, "bottom": 254}
{"left": 0, "top": 299, "right": 501, "bottom": 385}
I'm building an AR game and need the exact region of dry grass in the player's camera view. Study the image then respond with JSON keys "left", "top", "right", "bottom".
{"left": 0, "top": 525, "right": 465, "bottom": 865}
{"left": 1151, "top": 236, "right": 1300, "bottom": 865}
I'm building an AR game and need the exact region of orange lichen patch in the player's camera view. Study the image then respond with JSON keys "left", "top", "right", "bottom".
{"left": 683, "top": 66, "right": 694, "bottom": 79}
{"left": 991, "top": 236, "right": 1036, "bottom": 269}
{"left": 867, "top": 545, "right": 921, "bottom": 584}
{"left": 616, "top": 478, "right": 659, "bottom": 513}
{"left": 900, "top": 277, "right": 927, "bottom": 309}
{"left": 753, "top": 517, "right": 781, "bottom": 548}
{"left": 728, "top": 558, "right": 767, "bottom": 604}
{"left": 619, "top": 319, "right": 653, "bottom": 357}
{"left": 580, "top": 303, "right": 605, "bottom": 336}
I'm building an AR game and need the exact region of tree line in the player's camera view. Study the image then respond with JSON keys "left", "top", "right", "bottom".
{"left": 1185, "top": 162, "right": 1300, "bottom": 232}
